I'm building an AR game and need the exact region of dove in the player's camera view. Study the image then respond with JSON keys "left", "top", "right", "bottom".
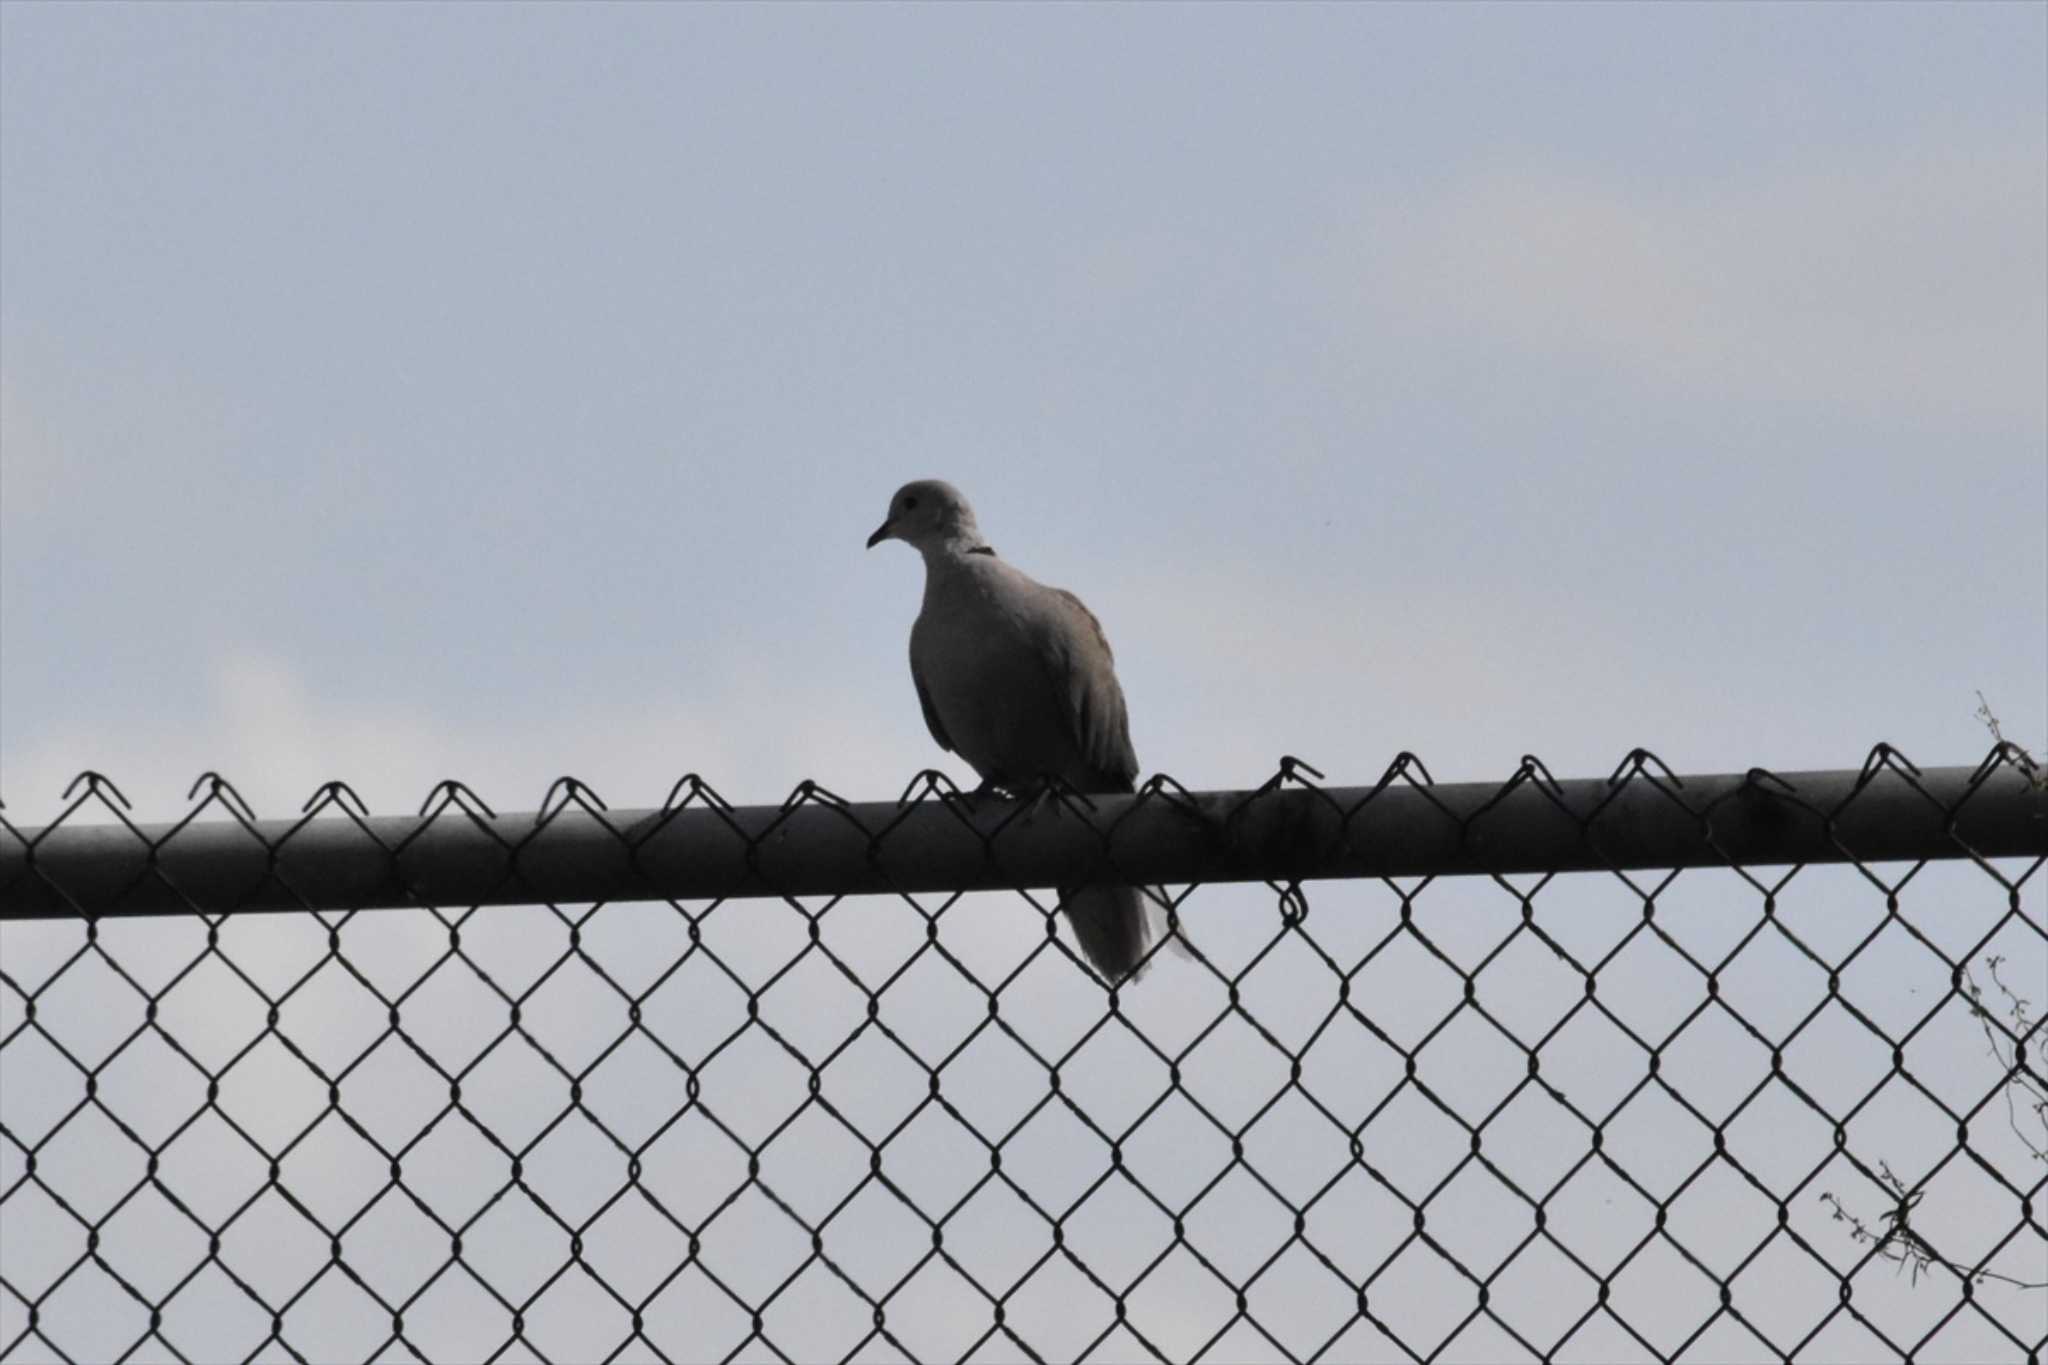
{"left": 867, "top": 479, "right": 1156, "bottom": 982}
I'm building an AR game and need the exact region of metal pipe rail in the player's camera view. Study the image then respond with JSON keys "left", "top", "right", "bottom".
{"left": 3, "top": 759, "right": 2043, "bottom": 921}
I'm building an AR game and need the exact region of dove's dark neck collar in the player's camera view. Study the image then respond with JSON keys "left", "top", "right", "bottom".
{"left": 935, "top": 527, "right": 994, "bottom": 557}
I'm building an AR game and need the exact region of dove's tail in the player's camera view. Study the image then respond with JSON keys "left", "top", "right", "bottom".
{"left": 1060, "top": 883, "right": 1152, "bottom": 984}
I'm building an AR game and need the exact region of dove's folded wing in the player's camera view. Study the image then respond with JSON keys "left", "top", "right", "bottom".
{"left": 1040, "top": 588, "right": 1139, "bottom": 792}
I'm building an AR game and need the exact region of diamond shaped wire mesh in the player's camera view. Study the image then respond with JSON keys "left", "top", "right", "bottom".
{"left": 1, "top": 749, "right": 2043, "bottom": 1364}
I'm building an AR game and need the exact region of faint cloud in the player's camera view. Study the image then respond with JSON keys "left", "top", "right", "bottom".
{"left": 2, "top": 646, "right": 915, "bottom": 825}
{"left": 1345, "top": 140, "right": 2048, "bottom": 430}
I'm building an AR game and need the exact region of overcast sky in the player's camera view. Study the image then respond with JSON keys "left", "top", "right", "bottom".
{"left": 3, "top": 2, "right": 2042, "bottom": 821}
{"left": 2, "top": 6, "right": 2044, "bottom": 1362}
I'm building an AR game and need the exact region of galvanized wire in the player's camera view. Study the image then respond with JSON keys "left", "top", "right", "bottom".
{"left": 1, "top": 746, "right": 2043, "bottom": 1364}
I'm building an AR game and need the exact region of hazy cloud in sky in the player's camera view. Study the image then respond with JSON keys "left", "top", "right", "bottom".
{"left": 1347, "top": 144, "right": 2046, "bottom": 428}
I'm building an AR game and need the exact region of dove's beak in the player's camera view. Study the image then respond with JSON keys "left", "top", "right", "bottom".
{"left": 865, "top": 520, "right": 893, "bottom": 549}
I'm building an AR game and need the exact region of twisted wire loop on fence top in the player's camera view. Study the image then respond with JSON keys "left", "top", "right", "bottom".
{"left": 0, "top": 748, "right": 2043, "bottom": 1364}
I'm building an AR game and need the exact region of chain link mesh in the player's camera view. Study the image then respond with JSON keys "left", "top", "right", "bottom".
{"left": 2, "top": 749, "right": 2043, "bottom": 1364}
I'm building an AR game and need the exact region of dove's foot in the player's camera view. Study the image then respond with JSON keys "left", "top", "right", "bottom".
{"left": 964, "top": 778, "right": 1014, "bottom": 814}
{"left": 964, "top": 777, "right": 1076, "bottom": 821}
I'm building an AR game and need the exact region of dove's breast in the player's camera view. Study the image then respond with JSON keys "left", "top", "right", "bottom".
{"left": 911, "top": 572, "right": 1090, "bottom": 788}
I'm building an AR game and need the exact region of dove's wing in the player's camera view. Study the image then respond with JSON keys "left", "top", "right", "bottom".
{"left": 1040, "top": 588, "right": 1139, "bottom": 792}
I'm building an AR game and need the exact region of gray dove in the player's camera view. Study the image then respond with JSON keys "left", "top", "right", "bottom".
{"left": 867, "top": 479, "right": 1155, "bottom": 982}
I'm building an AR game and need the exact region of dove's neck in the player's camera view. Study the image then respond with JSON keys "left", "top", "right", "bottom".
{"left": 917, "top": 534, "right": 1000, "bottom": 606}
{"left": 917, "top": 528, "right": 994, "bottom": 570}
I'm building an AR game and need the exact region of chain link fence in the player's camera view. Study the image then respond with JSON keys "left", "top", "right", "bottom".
{"left": 2, "top": 746, "right": 2043, "bottom": 1364}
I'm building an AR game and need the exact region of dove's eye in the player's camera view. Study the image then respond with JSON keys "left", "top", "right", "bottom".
{"left": 903, "top": 496, "right": 920, "bottom": 511}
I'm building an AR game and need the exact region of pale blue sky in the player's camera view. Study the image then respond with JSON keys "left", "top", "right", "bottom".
{"left": 4, "top": 2, "right": 2043, "bottom": 817}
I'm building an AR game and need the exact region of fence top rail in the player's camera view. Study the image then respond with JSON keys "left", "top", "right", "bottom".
{"left": 2, "top": 751, "right": 2042, "bottom": 920}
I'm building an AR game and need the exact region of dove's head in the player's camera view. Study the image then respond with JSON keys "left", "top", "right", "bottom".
{"left": 866, "top": 480, "right": 986, "bottom": 555}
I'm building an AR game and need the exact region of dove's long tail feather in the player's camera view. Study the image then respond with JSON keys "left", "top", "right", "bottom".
{"left": 1060, "top": 883, "right": 1151, "bottom": 983}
